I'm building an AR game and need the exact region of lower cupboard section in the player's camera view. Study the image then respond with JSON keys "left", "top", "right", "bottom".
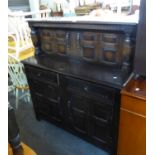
{"left": 25, "top": 66, "right": 120, "bottom": 155}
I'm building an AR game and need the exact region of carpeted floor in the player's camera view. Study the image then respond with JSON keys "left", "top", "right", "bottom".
{"left": 9, "top": 92, "right": 109, "bottom": 155}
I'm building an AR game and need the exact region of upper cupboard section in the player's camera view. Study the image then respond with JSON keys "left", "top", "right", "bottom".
{"left": 32, "top": 28, "right": 136, "bottom": 72}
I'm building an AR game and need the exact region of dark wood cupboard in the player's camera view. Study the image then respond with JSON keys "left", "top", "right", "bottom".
{"left": 24, "top": 20, "right": 138, "bottom": 155}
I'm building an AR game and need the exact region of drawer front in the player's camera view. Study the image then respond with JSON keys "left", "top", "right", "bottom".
{"left": 121, "top": 95, "right": 146, "bottom": 116}
{"left": 28, "top": 79, "right": 59, "bottom": 101}
{"left": 25, "top": 66, "right": 58, "bottom": 85}
{"left": 65, "top": 77, "right": 115, "bottom": 105}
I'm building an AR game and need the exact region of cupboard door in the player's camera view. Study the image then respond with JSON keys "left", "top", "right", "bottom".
{"left": 31, "top": 92, "right": 63, "bottom": 124}
{"left": 66, "top": 89, "right": 89, "bottom": 137}
{"left": 89, "top": 99, "right": 113, "bottom": 148}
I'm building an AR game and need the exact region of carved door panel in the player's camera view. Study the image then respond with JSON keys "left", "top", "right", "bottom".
{"left": 55, "top": 30, "right": 67, "bottom": 55}
{"left": 31, "top": 92, "right": 63, "bottom": 123}
{"left": 99, "top": 33, "right": 123, "bottom": 66}
{"left": 81, "top": 32, "right": 98, "bottom": 62}
{"left": 39, "top": 29, "right": 53, "bottom": 53}
{"left": 89, "top": 98, "right": 113, "bottom": 148}
{"left": 39, "top": 29, "right": 69, "bottom": 55}
{"left": 66, "top": 89, "right": 89, "bottom": 137}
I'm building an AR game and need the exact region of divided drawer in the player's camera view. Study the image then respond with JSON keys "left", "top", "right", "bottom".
{"left": 65, "top": 77, "right": 115, "bottom": 105}
{"left": 25, "top": 66, "right": 58, "bottom": 85}
{"left": 28, "top": 79, "right": 59, "bottom": 101}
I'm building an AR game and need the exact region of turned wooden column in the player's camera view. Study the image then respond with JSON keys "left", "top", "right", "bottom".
{"left": 122, "top": 33, "right": 133, "bottom": 74}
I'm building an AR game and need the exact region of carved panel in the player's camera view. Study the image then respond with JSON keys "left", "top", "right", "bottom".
{"left": 39, "top": 29, "right": 68, "bottom": 55}
{"left": 35, "top": 27, "right": 135, "bottom": 72}
{"left": 122, "top": 34, "right": 135, "bottom": 73}
{"left": 99, "top": 33, "right": 123, "bottom": 67}
{"left": 81, "top": 32, "right": 98, "bottom": 61}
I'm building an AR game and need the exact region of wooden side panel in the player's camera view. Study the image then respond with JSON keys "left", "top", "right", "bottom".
{"left": 117, "top": 108, "right": 146, "bottom": 155}
{"left": 118, "top": 77, "right": 146, "bottom": 155}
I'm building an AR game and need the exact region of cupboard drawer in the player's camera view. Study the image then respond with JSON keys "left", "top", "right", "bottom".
{"left": 65, "top": 77, "right": 115, "bottom": 105}
{"left": 28, "top": 79, "right": 59, "bottom": 101}
{"left": 25, "top": 66, "right": 58, "bottom": 85}
{"left": 121, "top": 95, "right": 146, "bottom": 116}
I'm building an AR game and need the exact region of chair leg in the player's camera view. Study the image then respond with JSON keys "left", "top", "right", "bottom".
{"left": 27, "top": 94, "right": 31, "bottom": 103}
{"left": 27, "top": 90, "right": 31, "bottom": 103}
{"left": 12, "top": 86, "right": 16, "bottom": 96}
{"left": 23, "top": 90, "right": 27, "bottom": 103}
{"left": 15, "top": 88, "right": 19, "bottom": 109}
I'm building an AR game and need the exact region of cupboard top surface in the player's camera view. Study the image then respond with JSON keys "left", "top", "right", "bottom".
{"left": 121, "top": 77, "right": 146, "bottom": 100}
{"left": 27, "top": 16, "right": 138, "bottom": 25}
{"left": 28, "top": 20, "right": 137, "bottom": 34}
{"left": 23, "top": 54, "right": 132, "bottom": 89}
